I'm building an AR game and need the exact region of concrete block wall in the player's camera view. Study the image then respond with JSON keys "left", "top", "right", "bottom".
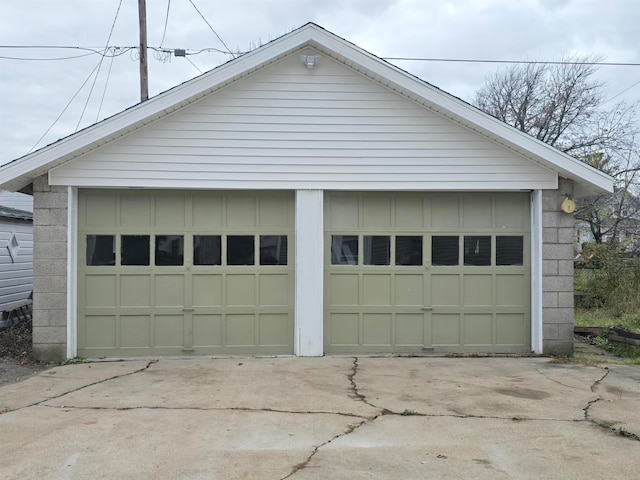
{"left": 32, "top": 175, "right": 68, "bottom": 361}
{"left": 542, "top": 179, "right": 575, "bottom": 355}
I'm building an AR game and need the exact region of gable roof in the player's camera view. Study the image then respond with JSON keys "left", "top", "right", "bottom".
{"left": 0, "top": 23, "right": 613, "bottom": 197}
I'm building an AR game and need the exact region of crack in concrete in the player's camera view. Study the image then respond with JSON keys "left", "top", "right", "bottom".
{"left": 0, "top": 359, "right": 159, "bottom": 415}
{"left": 535, "top": 368, "right": 589, "bottom": 390}
{"left": 280, "top": 418, "right": 369, "bottom": 479}
{"left": 580, "top": 367, "right": 638, "bottom": 442}
{"left": 38, "top": 403, "right": 369, "bottom": 419}
{"left": 583, "top": 367, "right": 610, "bottom": 422}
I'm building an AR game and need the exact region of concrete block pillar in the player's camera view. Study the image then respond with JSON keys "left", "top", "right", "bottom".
{"left": 541, "top": 179, "right": 575, "bottom": 355}
{"left": 32, "top": 175, "right": 68, "bottom": 361}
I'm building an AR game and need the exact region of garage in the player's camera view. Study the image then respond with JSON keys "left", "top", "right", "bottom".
{"left": 77, "top": 190, "right": 294, "bottom": 356}
{"left": 324, "top": 192, "right": 530, "bottom": 354}
{"left": 0, "top": 24, "right": 613, "bottom": 360}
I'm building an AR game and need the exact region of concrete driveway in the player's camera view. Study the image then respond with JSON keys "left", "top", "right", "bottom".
{"left": 1, "top": 356, "right": 638, "bottom": 479}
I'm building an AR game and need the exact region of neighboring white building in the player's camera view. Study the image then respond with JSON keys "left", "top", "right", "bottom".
{"left": 0, "top": 24, "right": 613, "bottom": 361}
{"left": 0, "top": 202, "right": 33, "bottom": 312}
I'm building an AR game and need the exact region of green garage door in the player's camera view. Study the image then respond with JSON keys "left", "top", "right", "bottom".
{"left": 324, "top": 192, "right": 531, "bottom": 354}
{"left": 78, "top": 190, "right": 294, "bottom": 356}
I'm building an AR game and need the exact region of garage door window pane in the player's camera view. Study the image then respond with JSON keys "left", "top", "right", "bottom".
{"left": 497, "top": 236, "right": 523, "bottom": 266}
{"left": 432, "top": 236, "right": 459, "bottom": 266}
{"left": 121, "top": 235, "right": 150, "bottom": 266}
{"left": 364, "top": 236, "right": 390, "bottom": 265}
{"left": 260, "top": 235, "right": 288, "bottom": 265}
{"left": 86, "top": 235, "right": 115, "bottom": 266}
{"left": 227, "top": 236, "right": 255, "bottom": 265}
{"left": 396, "top": 236, "right": 422, "bottom": 266}
{"left": 464, "top": 236, "right": 491, "bottom": 266}
{"left": 194, "top": 235, "right": 221, "bottom": 265}
{"left": 155, "top": 235, "right": 184, "bottom": 266}
{"left": 331, "top": 235, "right": 358, "bottom": 265}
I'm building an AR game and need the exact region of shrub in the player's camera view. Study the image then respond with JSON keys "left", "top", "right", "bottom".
{"left": 575, "top": 243, "right": 640, "bottom": 315}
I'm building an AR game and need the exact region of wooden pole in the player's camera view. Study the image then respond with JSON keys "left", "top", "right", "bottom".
{"left": 138, "top": 0, "right": 148, "bottom": 102}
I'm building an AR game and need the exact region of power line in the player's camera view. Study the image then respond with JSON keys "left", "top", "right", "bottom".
{"left": 159, "top": 0, "right": 171, "bottom": 48}
{"left": 2, "top": 45, "right": 639, "bottom": 67}
{"left": 28, "top": 62, "right": 102, "bottom": 154}
{"left": 186, "top": 0, "right": 236, "bottom": 58}
{"left": 76, "top": 0, "right": 124, "bottom": 131}
{"left": 185, "top": 56, "right": 203, "bottom": 74}
{"left": 383, "top": 57, "right": 640, "bottom": 67}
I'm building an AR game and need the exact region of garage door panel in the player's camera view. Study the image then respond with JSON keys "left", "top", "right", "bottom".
{"left": 496, "top": 196, "right": 527, "bottom": 228}
{"left": 120, "top": 195, "right": 152, "bottom": 227}
{"left": 395, "top": 275, "right": 424, "bottom": 306}
{"left": 154, "top": 275, "right": 185, "bottom": 307}
{"left": 496, "top": 314, "right": 527, "bottom": 345}
{"left": 326, "top": 195, "right": 358, "bottom": 228}
{"left": 431, "top": 197, "right": 459, "bottom": 228}
{"left": 395, "top": 197, "right": 425, "bottom": 228}
{"left": 329, "top": 274, "right": 359, "bottom": 306}
{"left": 496, "top": 275, "right": 526, "bottom": 306}
{"left": 259, "top": 196, "right": 290, "bottom": 227}
{"left": 85, "top": 275, "right": 116, "bottom": 307}
{"left": 226, "top": 196, "right": 256, "bottom": 227}
{"left": 363, "top": 197, "right": 392, "bottom": 228}
{"left": 258, "top": 313, "right": 291, "bottom": 346}
{"left": 120, "top": 275, "right": 151, "bottom": 307}
{"left": 226, "top": 275, "right": 256, "bottom": 306}
{"left": 225, "top": 314, "right": 255, "bottom": 346}
{"left": 363, "top": 313, "right": 392, "bottom": 345}
{"left": 155, "top": 195, "right": 186, "bottom": 227}
{"left": 395, "top": 313, "right": 427, "bottom": 346}
{"left": 362, "top": 274, "right": 391, "bottom": 305}
{"left": 431, "top": 275, "right": 460, "bottom": 306}
{"left": 259, "top": 274, "right": 289, "bottom": 306}
{"left": 192, "top": 196, "right": 223, "bottom": 228}
{"left": 328, "top": 313, "right": 359, "bottom": 345}
{"left": 462, "top": 197, "right": 492, "bottom": 228}
{"left": 85, "top": 194, "right": 117, "bottom": 227}
{"left": 192, "top": 275, "right": 223, "bottom": 306}
{"left": 463, "top": 275, "right": 492, "bottom": 306}
{"left": 464, "top": 314, "right": 493, "bottom": 345}
{"left": 120, "top": 315, "right": 151, "bottom": 348}
{"left": 155, "top": 315, "right": 184, "bottom": 347}
{"left": 432, "top": 313, "right": 461, "bottom": 345}
{"left": 193, "top": 314, "right": 223, "bottom": 347}
{"left": 84, "top": 315, "right": 116, "bottom": 348}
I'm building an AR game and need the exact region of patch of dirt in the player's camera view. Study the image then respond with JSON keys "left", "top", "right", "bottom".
{"left": 0, "top": 319, "right": 52, "bottom": 387}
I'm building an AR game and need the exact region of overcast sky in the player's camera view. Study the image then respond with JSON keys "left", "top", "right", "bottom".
{"left": 1, "top": 0, "right": 639, "bottom": 166}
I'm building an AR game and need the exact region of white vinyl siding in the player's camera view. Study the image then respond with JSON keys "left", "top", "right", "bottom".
{"left": 50, "top": 50, "right": 556, "bottom": 191}
{"left": 0, "top": 219, "right": 33, "bottom": 311}
{"left": 0, "top": 191, "right": 33, "bottom": 212}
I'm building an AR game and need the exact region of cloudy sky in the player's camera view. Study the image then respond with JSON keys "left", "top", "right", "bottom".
{"left": 1, "top": 0, "right": 638, "bottom": 165}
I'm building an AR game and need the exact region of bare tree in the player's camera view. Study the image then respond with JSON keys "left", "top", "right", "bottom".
{"left": 474, "top": 55, "right": 640, "bottom": 246}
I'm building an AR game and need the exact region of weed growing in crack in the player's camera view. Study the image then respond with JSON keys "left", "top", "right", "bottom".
{"left": 401, "top": 409, "right": 419, "bottom": 416}
{"left": 617, "top": 428, "right": 640, "bottom": 441}
{"left": 58, "top": 357, "right": 88, "bottom": 366}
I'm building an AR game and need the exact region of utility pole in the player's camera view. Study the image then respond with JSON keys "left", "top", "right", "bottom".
{"left": 138, "top": 0, "right": 149, "bottom": 102}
